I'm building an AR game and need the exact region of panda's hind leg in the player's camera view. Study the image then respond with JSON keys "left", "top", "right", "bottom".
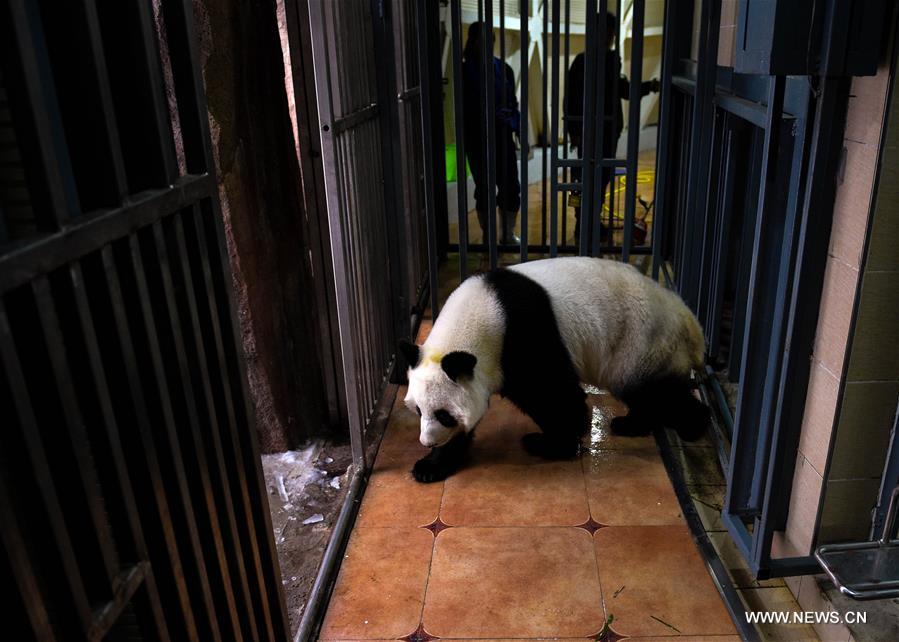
{"left": 611, "top": 377, "right": 709, "bottom": 442}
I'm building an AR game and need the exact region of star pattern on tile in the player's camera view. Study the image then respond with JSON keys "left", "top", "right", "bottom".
{"left": 400, "top": 622, "right": 439, "bottom": 641}
{"left": 421, "top": 516, "right": 452, "bottom": 536}
{"left": 595, "top": 625, "right": 626, "bottom": 642}
{"left": 576, "top": 516, "right": 608, "bottom": 535}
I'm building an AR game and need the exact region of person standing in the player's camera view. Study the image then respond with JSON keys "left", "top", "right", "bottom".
{"left": 564, "top": 11, "right": 659, "bottom": 244}
{"left": 462, "top": 22, "right": 522, "bottom": 247}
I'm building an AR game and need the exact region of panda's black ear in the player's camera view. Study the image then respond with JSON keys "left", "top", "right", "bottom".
{"left": 398, "top": 339, "right": 420, "bottom": 369}
{"left": 441, "top": 351, "right": 477, "bottom": 382}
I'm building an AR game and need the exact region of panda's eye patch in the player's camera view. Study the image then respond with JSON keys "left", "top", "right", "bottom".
{"left": 434, "top": 409, "right": 457, "bottom": 428}
{"left": 415, "top": 406, "right": 422, "bottom": 417}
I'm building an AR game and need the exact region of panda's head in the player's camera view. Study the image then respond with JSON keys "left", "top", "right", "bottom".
{"left": 399, "top": 340, "right": 489, "bottom": 448}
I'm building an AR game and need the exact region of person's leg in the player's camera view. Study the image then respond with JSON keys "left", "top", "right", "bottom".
{"left": 572, "top": 145, "right": 583, "bottom": 244}
{"left": 599, "top": 164, "right": 612, "bottom": 244}
{"left": 464, "top": 139, "right": 490, "bottom": 243}
{"left": 497, "top": 133, "right": 521, "bottom": 245}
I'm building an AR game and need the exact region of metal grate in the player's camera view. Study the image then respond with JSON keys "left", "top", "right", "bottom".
{"left": 306, "top": 0, "right": 413, "bottom": 468}
{"left": 0, "top": 0, "right": 288, "bottom": 639}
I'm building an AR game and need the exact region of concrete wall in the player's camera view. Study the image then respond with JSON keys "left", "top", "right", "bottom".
{"left": 773, "top": 41, "right": 897, "bottom": 559}
{"left": 193, "top": 0, "right": 328, "bottom": 452}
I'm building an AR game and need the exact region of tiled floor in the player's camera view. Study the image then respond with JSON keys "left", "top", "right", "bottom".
{"left": 319, "top": 383, "right": 741, "bottom": 640}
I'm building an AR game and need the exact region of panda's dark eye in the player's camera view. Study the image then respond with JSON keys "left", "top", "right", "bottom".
{"left": 415, "top": 406, "right": 422, "bottom": 417}
{"left": 434, "top": 408, "right": 457, "bottom": 428}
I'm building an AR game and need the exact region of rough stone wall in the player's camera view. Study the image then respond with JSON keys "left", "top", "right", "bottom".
{"left": 191, "top": 0, "right": 326, "bottom": 452}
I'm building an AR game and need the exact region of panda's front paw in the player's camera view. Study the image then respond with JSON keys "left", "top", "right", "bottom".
{"left": 411, "top": 456, "right": 450, "bottom": 483}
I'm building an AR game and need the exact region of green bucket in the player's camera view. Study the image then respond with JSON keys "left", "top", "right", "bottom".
{"left": 445, "top": 144, "right": 472, "bottom": 182}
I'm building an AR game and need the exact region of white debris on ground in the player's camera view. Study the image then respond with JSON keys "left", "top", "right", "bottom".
{"left": 260, "top": 438, "right": 354, "bottom": 634}
{"left": 265, "top": 444, "right": 323, "bottom": 508}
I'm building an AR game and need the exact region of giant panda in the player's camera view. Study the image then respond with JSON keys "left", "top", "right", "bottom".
{"left": 399, "top": 256, "right": 708, "bottom": 483}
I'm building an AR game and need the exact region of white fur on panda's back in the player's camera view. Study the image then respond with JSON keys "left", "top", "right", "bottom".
{"left": 510, "top": 257, "right": 704, "bottom": 392}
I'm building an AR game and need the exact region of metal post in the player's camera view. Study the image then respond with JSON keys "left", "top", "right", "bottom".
{"left": 548, "top": 0, "right": 560, "bottom": 257}
{"left": 652, "top": 0, "right": 677, "bottom": 279}
{"left": 541, "top": 0, "right": 549, "bottom": 248}
{"left": 579, "top": 0, "right": 599, "bottom": 257}
{"left": 607, "top": 0, "right": 622, "bottom": 255}
{"left": 482, "top": 0, "right": 498, "bottom": 268}
{"left": 450, "top": 0, "right": 469, "bottom": 279}
{"left": 520, "top": 0, "right": 529, "bottom": 262}
{"left": 415, "top": 0, "right": 441, "bottom": 315}
{"left": 561, "top": 0, "right": 570, "bottom": 247}
{"left": 590, "top": 1, "right": 609, "bottom": 256}
{"left": 622, "top": 0, "right": 644, "bottom": 263}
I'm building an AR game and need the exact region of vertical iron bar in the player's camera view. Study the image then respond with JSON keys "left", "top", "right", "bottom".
{"left": 160, "top": 0, "right": 214, "bottom": 174}
{"left": 127, "top": 0, "right": 180, "bottom": 186}
{"left": 561, "top": 0, "right": 570, "bottom": 246}
{"left": 520, "top": 0, "right": 529, "bottom": 262}
{"left": 164, "top": 217, "right": 264, "bottom": 642}
{"left": 622, "top": 0, "right": 645, "bottom": 263}
{"left": 67, "top": 262, "right": 172, "bottom": 639}
{"left": 483, "top": 0, "right": 498, "bottom": 268}
{"left": 451, "top": 0, "right": 469, "bottom": 278}
{"left": 31, "top": 276, "right": 121, "bottom": 591}
{"left": 579, "top": 0, "right": 599, "bottom": 257}
{"left": 727, "top": 76, "right": 785, "bottom": 516}
{"left": 652, "top": 0, "right": 677, "bottom": 279}
{"left": 81, "top": 0, "right": 129, "bottom": 201}
{"left": 129, "top": 231, "right": 245, "bottom": 639}
{"left": 500, "top": 0, "right": 508, "bottom": 256}
{"left": 414, "top": 0, "right": 442, "bottom": 315}
{"left": 548, "top": 0, "right": 560, "bottom": 257}
{"left": 198, "top": 202, "right": 291, "bottom": 639}
{"left": 0, "top": 467, "right": 55, "bottom": 639}
{"left": 680, "top": 0, "right": 720, "bottom": 307}
{"left": 3, "top": 0, "right": 79, "bottom": 228}
{"left": 608, "top": 0, "right": 622, "bottom": 255}
{"left": 309, "top": 0, "right": 368, "bottom": 471}
{"left": 101, "top": 244, "right": 212, "bottom": 641}
{"left": 541, "top": 0, "right": 549, "bottom": 248}
{"left": 591, "top": 1, "right": 609, "bottom": 256}
{"left": 0, "top": 304, "right": 94, "bottom": 634}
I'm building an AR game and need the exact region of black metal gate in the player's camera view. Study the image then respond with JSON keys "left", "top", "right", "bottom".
{"left": 653, "top": 0, "right": 889, "bottom": 579}
{"left": 0, "top": 1, "right": 288, "bottom": 639}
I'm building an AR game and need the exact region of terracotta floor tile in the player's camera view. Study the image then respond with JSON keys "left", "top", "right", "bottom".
{"left": 423, "top": 527, "right": 604, "bottom": 638}
{"left": 440, "top": 457, "right": 589, "bottom": 526}
{"left": 471, "top": 396, "right": 539, "bottom": 455}
{"left": 583, "top": 450, "right": 684, "bottom": 526}
{"left": 356, "top": 450, "right": 444, "bottom": 527}
{"left": 378, "top": 401, "right": 429, "bottom": 456}
{"left": 595, "top": 526, "right": 736, "bottom": 637}
{"left": 319, "top": 527, "right": 434, "bottom": 640}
